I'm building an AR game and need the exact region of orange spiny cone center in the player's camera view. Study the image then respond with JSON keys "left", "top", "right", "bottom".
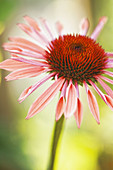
{"left": 45, "top": 34, "right": 107, "bottom": 85}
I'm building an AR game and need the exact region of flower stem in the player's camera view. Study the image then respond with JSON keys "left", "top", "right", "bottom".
{"left": 47, "top": 115, "right": 65, "bottom": 170}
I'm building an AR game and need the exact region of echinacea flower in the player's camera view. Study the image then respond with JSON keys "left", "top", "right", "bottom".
{"left": 1, "top": 16, "right": 113, "bottom": 128}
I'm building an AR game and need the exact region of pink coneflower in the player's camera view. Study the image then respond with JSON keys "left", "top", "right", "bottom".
{"left": 1, "top": 16, "right": 113, "bottom": 128}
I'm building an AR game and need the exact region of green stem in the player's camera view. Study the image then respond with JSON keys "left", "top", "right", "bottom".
{"left": 47, "top": 115, "right": 65, "bottom": 170}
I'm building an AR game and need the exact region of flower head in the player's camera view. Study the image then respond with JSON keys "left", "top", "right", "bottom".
{"left": 1, "top": 16, "right": 113, "bottom": 128}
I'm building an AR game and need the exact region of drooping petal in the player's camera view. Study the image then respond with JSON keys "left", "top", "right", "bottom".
{"left": 26, "top": 78, "right": 64, "bottom": 119}
{"left": 55, "top": 96, "right": 65, "bottom": 121}
{"left": 75, "top": 82, "right": 79, "bottom": 97}
{"left": 90, "top": 80, "right": 113, "bottom": 111}
{"left": 91, "top": 16, "right": 108, "bottom": 40}
{"left": 84, "top": 81, "right": 100, "bottom": 124}
{"left": 61, "top": 80, "right": 68, "bottom": 98}
{"left": 89, "top": 80, "right": 107, "bottom": 103}
{"left": 0, "top": 59, "right": 32, "bottom": 71}
{"left": 55, "top": 81, "right": 67, "bottom": 121}
{"left": 74, "top": 98, "right": 83, "bottom": 128}
{"left": 98, "top": 77, "right": 113, "bottom": 98}
{"left": 19, "top": 85, "right": 32, "bottom": 100}
{"left": 79, "top": 18, "right": 89, "bottom": 36}
{"left": 55, "top": 21, "right": 63, "bottom": 35}
{"left": 87, "top": 89, "right": 100, "bottom": 124}
{"left": 64, "top": 81, "right": 77, "bottom": 118}
{"left": 18, "top": 73, "right": 55, "bottom": 102}
{"left": 104, "top": 95, "right": 113, "bottom": 110}
{"left": 5, "top": 66, "right": 45, "bottom": 80}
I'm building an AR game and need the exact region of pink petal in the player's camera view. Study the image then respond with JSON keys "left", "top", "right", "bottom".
{"left": 17, "top": 23, "right": 32, "bottom": 34}
{"left": 87, "top": 89, "right": 100, "bottom": 124}
{"left": 23, "top": 16, "right": 49, "bottom": 44}
{"left": 40, "top": 18, "right": 54, "bottom": 39}
{"left": 5, "top": 66, "right": 45, "bottom": 80}
{"left": 24, "top": 15, "right": 41, "bottom": 32}
{"left": 0, "top": 59, "right": 32, "bottom": 71}
{"left": 21, "top": 16, "right": 50, "bottom": 45}
{"left": 91, "top": 16, "right": 108, "bottom": 40}
{"left": 55, "top": 21, "right": 63, "bottom": 35}
{"left": 55, "top": 81, "right": 67, "bottom": 121}
{"left": 26, "top": 78, "right": 64, "bottom": 119}
{"left": 106, "top": 58, "right": 113, "bottom": 63}
{"left": 89, "top": 80, "right": 107, "bottom": 103}
{"left": 9, "top": 37, "right": 45, "bottom": 55}
{"left": 74, "top": 98, "right": 83, "bottom": 128}
{"left": 64, "top": 81, "right": 77, "bottom": 118}
{"left": 105, "top": 63, "right": 113, "bottom": 68}
{"left": 106, "top": 52, "right": 113, "bottom": 57}
{"left": 17, "top": 23, "right": 49, "bottom": 45}
{"left": 24, "top": 16, "right": 49, "bottom": 44}
{"left": 89, "top": 81, "right": 113, "bottom": 111}
{"left": 98, "top": 77, "right": 113, "bottom": 98}
{"left": 18, "top": 73, "right": 55, "bottom": 102}
{"left": 61, "top": 81, "right": 68, "bottom": 98}
{"left": 99, "top": 75, "right": 113, "bottom": 85}
{"left": 103, "top": 70, "right": 113, "bottom": 78}
{"left": 79, "top": 18, "right": 89, "bottom": 36}
{"left": 55, "top": 96, "right": 65, "bottom": 121}
{"left": 104, "top": 95, "right": 113, "bottom": 110}
{"left": 75, "top": 82, "right": 79, "bottom": 97}
{"left": 3, "top": 42, "right": 45, "bottom": 59}
{"left": 19, "top": 86, "right": 32, "bottom": 100}
{"left": 11, "top": 53, "right": 48, "bottom": 67}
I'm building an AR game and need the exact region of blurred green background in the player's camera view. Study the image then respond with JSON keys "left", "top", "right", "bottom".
{"left": 0, "top": 0, "right": 113, "bottom": 170}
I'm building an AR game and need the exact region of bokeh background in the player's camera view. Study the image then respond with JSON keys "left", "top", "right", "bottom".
{"left": 0, "top": 0, "right": 113, "bottom": 170}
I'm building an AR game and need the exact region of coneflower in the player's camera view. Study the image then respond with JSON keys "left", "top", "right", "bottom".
{"left": 1, "top": 16, "right": 113, "bottom": 128}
